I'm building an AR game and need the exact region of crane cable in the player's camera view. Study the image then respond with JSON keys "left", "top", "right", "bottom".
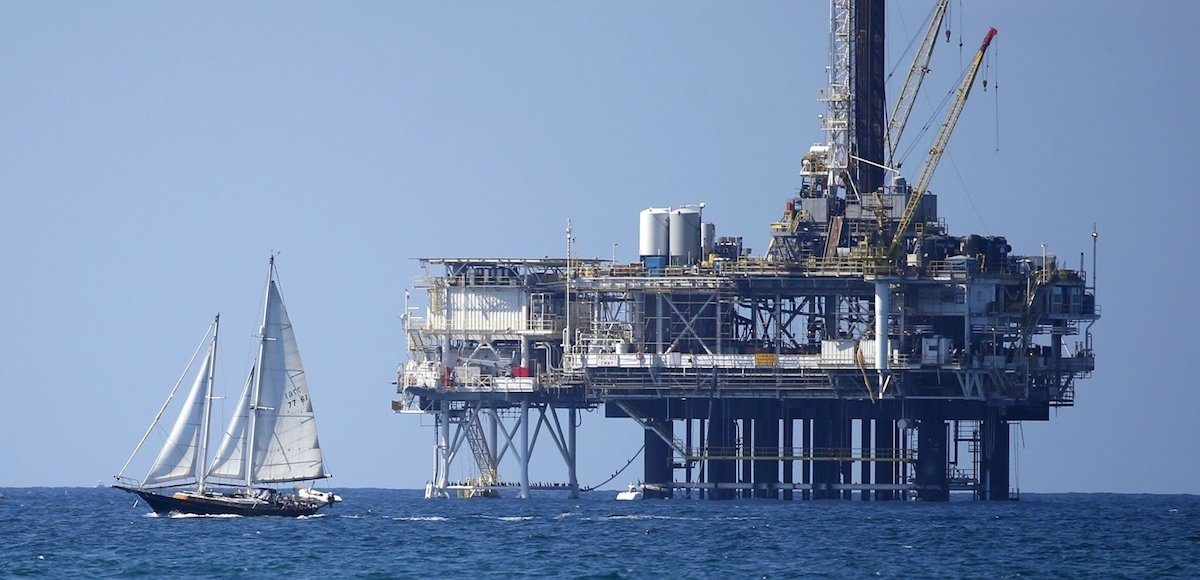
{"left": 886, "top": 2, "right": 940, "bottom": 83}
{"left": 993, "top": 45, "right": 1001, "bottom": 152}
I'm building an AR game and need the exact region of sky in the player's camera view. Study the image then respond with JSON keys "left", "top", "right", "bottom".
{"left": 2, "top": 1, "right": 1197, "bottom": 494}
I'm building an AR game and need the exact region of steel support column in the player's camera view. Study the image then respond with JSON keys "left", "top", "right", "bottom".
{"left": 707, "top": 401, "right": 736, "bottom": 500}
{"left": 782, "top": 410, "right": 795, "bottom": 501}
{"left": 840, "top": 415, "right": 853, "bottom": 500}
{"left": 643, "top": 400, "right": 673, "bottom": 499}
{"left": 982, "top": 409, "right": 1011, "bottom": 500}
{"left": 813, "top": 410, "right": 839, "bottom": 499}
{"left": 568, "top": 406, "right": 579, "bottom": 499}
{"left": 874, "top": 417, "right": 895, "bottom": 500}
{"left": 801, "top": 417, "right": 811, "bottom": 500}
{"left": 916, "top": 407, "right": 949, "bottom": 501}
{"left": 518, "top": 400, "right": 530, "bottom": 499}
{"left": 860, "top": 418, "right": 871, "bottom": 501}
{"left": 753, "top": 403, "right": 779, "bottom": 499}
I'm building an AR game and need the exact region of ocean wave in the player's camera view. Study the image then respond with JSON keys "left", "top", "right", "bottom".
{"left": 166, "top": 513, "right": 243, "bottom": 519}
{"left": 392, "top": 516, "right": 448, "bottom": 522}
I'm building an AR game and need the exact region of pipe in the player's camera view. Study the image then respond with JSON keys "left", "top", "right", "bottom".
{"left": 875, "top": 281, "right": 889, "bottom": 371}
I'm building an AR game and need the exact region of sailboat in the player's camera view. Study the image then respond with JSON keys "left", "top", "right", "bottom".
{"left": 114, "top": 257, "right": 341, "bottom": 517}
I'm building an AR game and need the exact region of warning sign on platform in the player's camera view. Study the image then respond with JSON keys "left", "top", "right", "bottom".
{"left": 754, "top": 353, "right": 778, "bottom": 367}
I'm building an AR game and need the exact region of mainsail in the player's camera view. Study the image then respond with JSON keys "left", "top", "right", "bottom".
{"left": 205, "top": 368, "right": 253, "bottom": 480}
{"left": 143, "top": 348, "right": 213, "bottom": 486}
{"left": 248, "top": 279, "right": 327, "bottom": 483}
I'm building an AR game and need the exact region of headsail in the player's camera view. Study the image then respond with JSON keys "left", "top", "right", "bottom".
{"left": 143, "top": 348, "right": 214, "bottom": 486}
{"left": 205, "top": 368, "right": 254, "bottom": 480}
{"left": 249, "top": 279, "right": 327, "bottom": 483}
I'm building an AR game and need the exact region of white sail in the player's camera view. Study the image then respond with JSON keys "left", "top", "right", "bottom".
{"left": 205, "top": 368, "right": 254, "bottom": 480}
{"left": 250, "top": 280, "right": 326, "bottom": 483}
{"left": 144, "top": 348, "right": 213, "bottom": 486}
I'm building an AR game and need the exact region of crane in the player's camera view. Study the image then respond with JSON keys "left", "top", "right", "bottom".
{"left": 887, "top": 27, "right": 998, "bottom": 259}
{"left": 885, "top": 0, "right": 950, "bottom": 167}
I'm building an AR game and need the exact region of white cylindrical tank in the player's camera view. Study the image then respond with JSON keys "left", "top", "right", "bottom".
{"left": 701, "top": 222, "right": 716, "bottom": 258}
{"left": 669, "top": 208, "right": 702, "bottom": 265}
{"left": 875, "top": 281, "right": 889, "bottom": 372}
{"left": 638, "top": 208, "right": 670, "bottom": 257}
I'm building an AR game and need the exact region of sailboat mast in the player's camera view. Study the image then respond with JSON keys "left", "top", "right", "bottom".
{"left": 196, "top": 314, "right": 219, "bottom": 492}
{"left": 245, "top": 256, "right": 275, "bottom": 489}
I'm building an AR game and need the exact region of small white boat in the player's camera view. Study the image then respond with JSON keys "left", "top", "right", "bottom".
{"left": 616, "top": 484, "right": 642, "bottom": 501}
{"left": 297, "top": 487, "right": 343, "bottom": 504}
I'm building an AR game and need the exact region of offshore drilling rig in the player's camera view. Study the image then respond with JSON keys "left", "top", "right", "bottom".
{"left": 393, "top": 0, "right": 1099, "bottom": 501}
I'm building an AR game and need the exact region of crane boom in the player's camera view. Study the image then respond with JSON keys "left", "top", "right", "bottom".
{"left": 884, "top": 0, "right": 949, "bottom": 166}
{"left": 888, "top": 27, "right": 997, "bottom": 258}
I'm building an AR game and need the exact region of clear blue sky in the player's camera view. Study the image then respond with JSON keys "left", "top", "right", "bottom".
{"left": 2, "top": 1, "right": 1196, "bottom": 493}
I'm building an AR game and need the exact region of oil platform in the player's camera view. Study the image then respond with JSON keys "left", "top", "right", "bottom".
{"left": 393, "top": 0, "right": 1098, "bottom": 501}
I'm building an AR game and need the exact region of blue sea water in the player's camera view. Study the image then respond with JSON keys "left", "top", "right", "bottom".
{"left": 1, "top": 488, "right": 1197, "bottom": 577}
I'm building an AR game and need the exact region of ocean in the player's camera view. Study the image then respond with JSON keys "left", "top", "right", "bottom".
{"left": 1, "top": 488, "right": 1197, "bottom": 577}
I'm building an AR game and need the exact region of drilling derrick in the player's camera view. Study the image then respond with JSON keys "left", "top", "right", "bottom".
{"left": 395, "top": 2, "right": 1099, "bottom": 502}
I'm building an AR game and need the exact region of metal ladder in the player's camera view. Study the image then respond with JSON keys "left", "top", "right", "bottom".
{"left": 948, "top": 420, "right": 981, "bottom": 492}
{"left": 463, "top": 411, "right": 499, "bottom": 485}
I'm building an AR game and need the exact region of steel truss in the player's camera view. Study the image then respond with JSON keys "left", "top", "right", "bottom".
{"left": 425, "top": 399, "right": 582, "bottom": 499}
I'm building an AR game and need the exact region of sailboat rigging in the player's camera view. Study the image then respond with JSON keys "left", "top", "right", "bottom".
{"left": 114, "top": 257, "right": 341, "bottom": 516}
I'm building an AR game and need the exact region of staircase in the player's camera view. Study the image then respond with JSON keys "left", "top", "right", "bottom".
{"left": 613, "top": 401, "right": 690, "bottom": 459}
{"left": 463, "top": 411, "right": 499, "bottom": 485}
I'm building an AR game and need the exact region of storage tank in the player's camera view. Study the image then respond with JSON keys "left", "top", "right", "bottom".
{"left": 638, "top": 208, "right": 670, "bottom": 258}
{"left": 669, "top": 207, "right": 702, "bottom": 265}
{"left": 701, "top": 222, "right": 716, "bottom": 258}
